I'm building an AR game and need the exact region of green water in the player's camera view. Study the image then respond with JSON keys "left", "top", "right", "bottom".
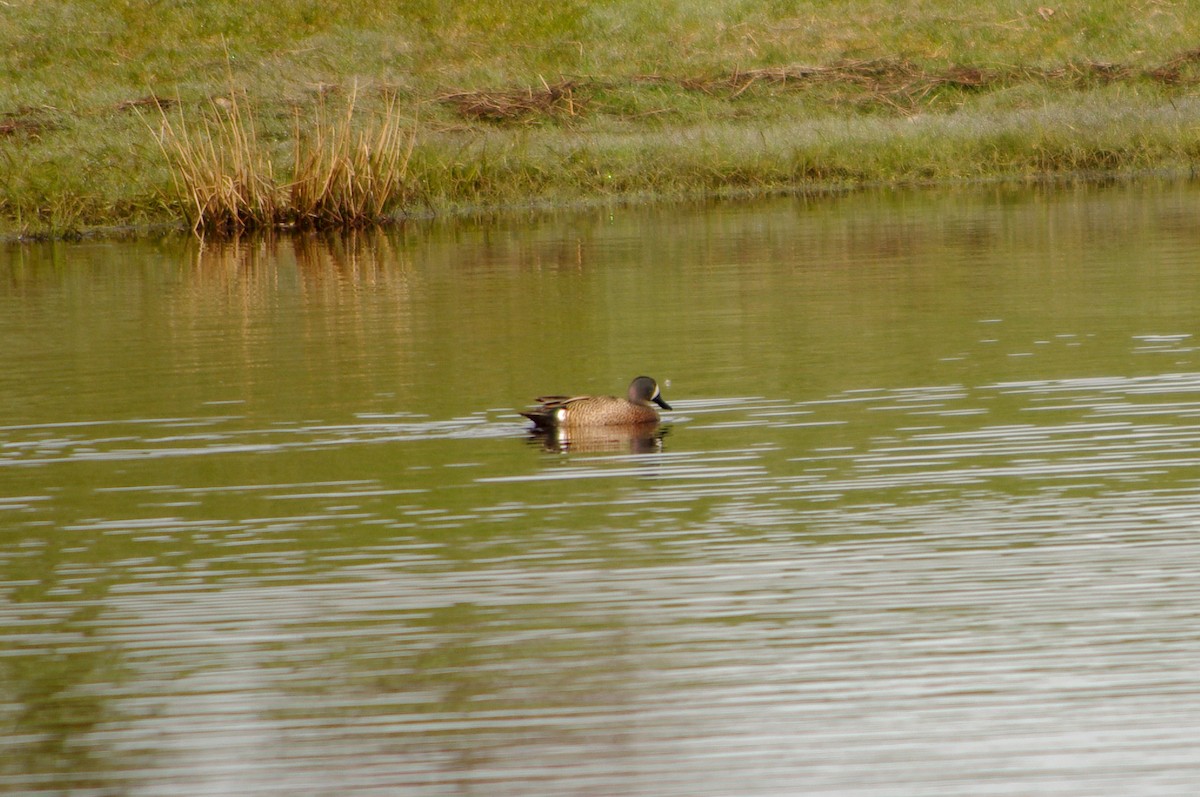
{"left": 4, "top": 183, "right": 1200, "bottom": 795}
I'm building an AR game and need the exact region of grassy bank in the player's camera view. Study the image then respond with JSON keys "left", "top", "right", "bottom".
{"left": 5, "top": 0, "right": 1200, "bottom": 237}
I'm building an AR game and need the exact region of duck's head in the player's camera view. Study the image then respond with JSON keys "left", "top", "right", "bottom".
{"left": 629, "top": 375, "right": 671, "bottom": 410}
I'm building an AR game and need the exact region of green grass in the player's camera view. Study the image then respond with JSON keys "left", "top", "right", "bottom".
{"left": 5, "top": 1, "right": 1200, "bottom": 237}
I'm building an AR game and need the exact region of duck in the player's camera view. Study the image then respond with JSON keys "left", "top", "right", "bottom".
{"left": 521, "top": 376, "right": 672, "bottom": 429}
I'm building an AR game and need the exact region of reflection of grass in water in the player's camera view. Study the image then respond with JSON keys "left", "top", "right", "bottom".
{"left": 6, "top": 0, "right": 1200, "bottom": 236}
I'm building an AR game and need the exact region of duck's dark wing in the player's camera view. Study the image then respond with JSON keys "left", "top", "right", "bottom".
{"left": 522, "top": 395, "right": 591, "bottom": 428}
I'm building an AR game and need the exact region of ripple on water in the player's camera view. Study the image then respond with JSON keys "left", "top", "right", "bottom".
{"left": 34, "top": 493, "right": 1200, "bottom": 796}
{"left": 6, "top": 373, "right": 1200, "bottom": 795}
{"left": 0, "top": 413, "right": 512, "bottom": 468}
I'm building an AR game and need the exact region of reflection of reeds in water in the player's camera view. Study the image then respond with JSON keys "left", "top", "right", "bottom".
{"left": 152, "top": 88, "right": 415, "bottom": 235}
{"left": 184, "top": 230, "right": 415, "bottom": 301}
{"left": 186, "top": 236, "right": 285, "bottom": 307}
{"left": 289, "top": 230, "right": 413, "bottom": 288}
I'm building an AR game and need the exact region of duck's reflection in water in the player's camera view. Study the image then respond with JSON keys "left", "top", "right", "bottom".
{"left": 527, "top": 423, "right": 669, "bottom": 454}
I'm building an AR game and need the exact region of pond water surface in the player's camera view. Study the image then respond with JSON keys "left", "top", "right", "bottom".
{"left": 4, "top": 183, "right": 1200, "bottom": 795}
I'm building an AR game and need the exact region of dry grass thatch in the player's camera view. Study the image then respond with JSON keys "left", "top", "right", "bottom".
{"left": 0, "top": 107, "right": 62, "bottom": 138}
{"left": 445, "top": 48, "right": 1200, "bottom": 121}
{"left": 439, "top": 79, "right": 585, "bottom": 122}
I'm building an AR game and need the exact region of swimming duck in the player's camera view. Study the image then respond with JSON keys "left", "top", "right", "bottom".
{"left": 521, "top": 376, "right": 672, "bottom": 429}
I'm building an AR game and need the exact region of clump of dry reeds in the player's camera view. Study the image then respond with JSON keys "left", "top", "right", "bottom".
{"left": 289, "top": 89, "right": 415, "bottom": 229}
{"left": 151, "top": 93, "right": 282, "bottom": 233}
{"left": 152, "top": 87, "right": 414, "bottom": 234}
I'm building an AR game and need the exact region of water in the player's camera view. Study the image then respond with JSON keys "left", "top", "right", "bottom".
{"left": 4, "top": 183, "right": 1200, "bottom": 795}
